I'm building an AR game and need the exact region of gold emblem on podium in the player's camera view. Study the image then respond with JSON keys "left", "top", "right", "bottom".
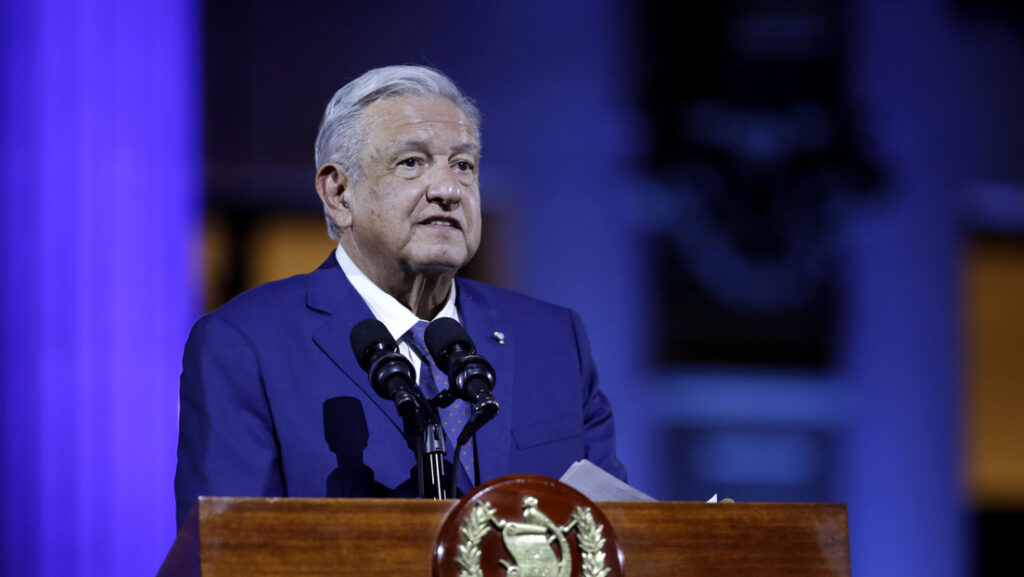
{"left": 434, "top": 475, "right": 622, "bottom": 577}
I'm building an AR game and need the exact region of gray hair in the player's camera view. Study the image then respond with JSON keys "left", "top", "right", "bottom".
{"left": 315, "top": 65, "right": 482, "bottom": 239}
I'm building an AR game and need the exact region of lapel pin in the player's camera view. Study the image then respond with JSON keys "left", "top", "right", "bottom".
{"left": 493, "top": 331, "right": 505, "bottom": 345}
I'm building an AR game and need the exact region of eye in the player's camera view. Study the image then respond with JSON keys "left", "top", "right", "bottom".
{"left": 399, "top": 157, "right": 422, "bottom": 168}
{"left": 453, "top": 160, "right": 475, "bottom": 172}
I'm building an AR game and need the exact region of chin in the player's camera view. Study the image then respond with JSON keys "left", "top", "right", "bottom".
{"left": 408, "top": 248, "right": 474, "bottom": 275}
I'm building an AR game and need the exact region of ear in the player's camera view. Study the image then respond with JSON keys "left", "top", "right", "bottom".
{"left": 315, "top": 163, "right": 353, "bottom": 229}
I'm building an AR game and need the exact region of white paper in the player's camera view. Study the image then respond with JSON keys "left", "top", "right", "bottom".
{"left": 559, "top": 459, "right": 657, "bottom": 502}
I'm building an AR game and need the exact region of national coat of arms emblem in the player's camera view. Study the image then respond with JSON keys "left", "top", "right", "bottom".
{"left": 433, "top": 475, "right": 622, "bottom": 577}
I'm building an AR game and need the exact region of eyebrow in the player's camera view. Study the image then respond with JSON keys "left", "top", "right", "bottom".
{"left": 449, "top": 142, "right": 480, "bottom": 156}
{"left": 388, "top": 140, "right": 480, "bottom": 161}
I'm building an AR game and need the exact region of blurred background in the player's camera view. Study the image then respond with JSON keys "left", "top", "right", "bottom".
{"left": 3, "top": 0, "right": 1024, "bottom": 575}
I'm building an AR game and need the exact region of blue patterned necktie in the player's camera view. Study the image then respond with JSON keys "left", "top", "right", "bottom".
{"left": 406, "top": 320, "right": 474, "bottom": 482}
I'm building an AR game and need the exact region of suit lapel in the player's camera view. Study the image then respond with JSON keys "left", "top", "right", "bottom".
{"left": 307, "top": 260, "right": 405, "bottom": 432}
{"left": 456, "top": 279, "right": 514, "bottom": 483}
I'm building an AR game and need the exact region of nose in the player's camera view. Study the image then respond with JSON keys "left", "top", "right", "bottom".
{"left": 425, "top": 165, "right": 461, "bottom": 205}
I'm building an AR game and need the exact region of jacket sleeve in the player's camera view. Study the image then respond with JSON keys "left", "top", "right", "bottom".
{"left": 174, "top": 313, "right": 284, "bottom": 530}
{"left": 571, "top": 310, "right": 628, "bottom": 482}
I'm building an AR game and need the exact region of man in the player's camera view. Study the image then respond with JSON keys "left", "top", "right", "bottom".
{"left": 174, "top": 65, "right": 625, "bottom": 530}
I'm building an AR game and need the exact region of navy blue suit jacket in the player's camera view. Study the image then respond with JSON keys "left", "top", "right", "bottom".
{"left": 174, "top": 259, "right": 625, "bottom": 529}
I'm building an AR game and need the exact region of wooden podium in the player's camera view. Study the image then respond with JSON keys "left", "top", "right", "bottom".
{"left": 159, "top": 480, "right": 849, "bottom": 576}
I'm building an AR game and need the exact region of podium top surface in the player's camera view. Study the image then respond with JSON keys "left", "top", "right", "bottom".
{"left": 160, "top": 497, "right": 849, "bottom": 577}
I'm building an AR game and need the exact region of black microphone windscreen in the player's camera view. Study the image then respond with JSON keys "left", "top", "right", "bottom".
{"left": 349, "top": 318, "right": 396, "bottom": 371}
{"left": 424, "top": 318, "right": 474, "bottom": 369}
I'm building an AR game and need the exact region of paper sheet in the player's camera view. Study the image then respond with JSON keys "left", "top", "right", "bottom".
{"left": 558, "top": 459, "right": 657, "bottom": 502}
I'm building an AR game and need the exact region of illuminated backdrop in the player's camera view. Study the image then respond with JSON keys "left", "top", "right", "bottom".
{"left": 2, "top": 0, "right": 200, "bottom": 575}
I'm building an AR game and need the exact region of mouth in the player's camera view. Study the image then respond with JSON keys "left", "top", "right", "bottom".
{"left": 419, "top": 216, "right": 462, "bottom": 230}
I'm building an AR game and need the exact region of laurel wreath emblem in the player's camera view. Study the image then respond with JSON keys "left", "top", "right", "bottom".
{"left": 455, "top": 501, "right": 494, "bottom": 577}
{"left": 454, "top": 500, "right": 611, "bottom": 577}
{"left": 570, "top": 506, "right": 611, "bottom": 577}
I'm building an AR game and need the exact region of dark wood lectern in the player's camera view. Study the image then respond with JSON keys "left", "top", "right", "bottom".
{"left": 158, "top": 495, "right": 850, "bottom": 576}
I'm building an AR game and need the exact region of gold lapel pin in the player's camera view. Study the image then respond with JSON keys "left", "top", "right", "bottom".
{"left": 493, "top": 331, "right": 505, "bottom": 345}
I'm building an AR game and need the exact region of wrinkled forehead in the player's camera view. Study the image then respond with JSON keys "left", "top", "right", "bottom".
{"left": 361, "top": 95, "right": 479, "bottom": 146}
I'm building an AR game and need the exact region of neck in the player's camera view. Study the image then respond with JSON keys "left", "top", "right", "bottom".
{"left": 384, "top": 272, "right": 454, "bottom": 319}
{"left": 338, "top": 240, "right": 456, "bottom": 319}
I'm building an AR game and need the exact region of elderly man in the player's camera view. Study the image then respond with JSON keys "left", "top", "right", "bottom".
{"left": 174, "top": 65, "right": 625, "bottom": 530}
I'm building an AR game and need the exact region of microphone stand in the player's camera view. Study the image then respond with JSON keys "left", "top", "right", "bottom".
{"left": 418, "top": 418, "right": 448, "bottom": 500}
{"left": 349, "top": 319, "right": 450, "bottom": 499}
{"left": 408, "top": 390, "right": 448, "bottom": 500}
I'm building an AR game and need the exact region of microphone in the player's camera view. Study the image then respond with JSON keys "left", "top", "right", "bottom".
{"left": 351, "top": 319, "right": 448, "bottom": 499}
{"left": 349, "top": 319, "right": 419, "bottom": 419}
{"left": 424, "top": 318, "right": 499, "bottom": 445}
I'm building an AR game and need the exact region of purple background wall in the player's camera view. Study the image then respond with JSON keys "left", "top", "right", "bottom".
{"left": 2, "top": 0, "right": 200, "bottom": 575}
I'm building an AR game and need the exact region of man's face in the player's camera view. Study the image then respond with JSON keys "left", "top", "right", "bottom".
{"left": 340, "top": 96, "right": 481, "bottom": 283}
